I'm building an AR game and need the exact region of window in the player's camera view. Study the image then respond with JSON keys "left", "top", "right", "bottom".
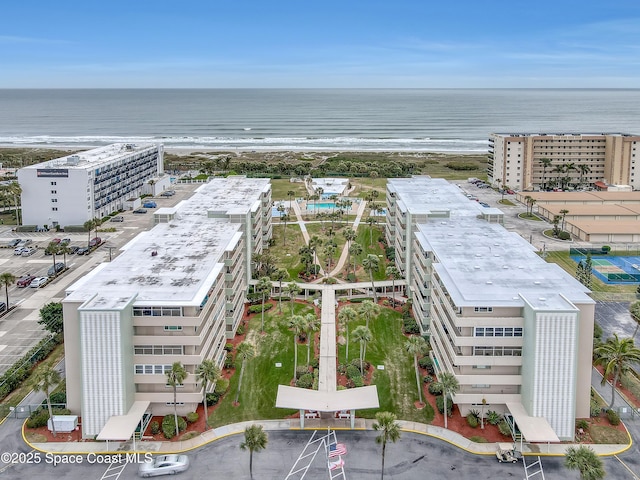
{"left": 473, "top": 346, "right": 522, "bottom": 356}
{"left": 474, "top": 307, "right": 493, "bottom": 313}
{"left": 134, "top": 306, "right": 183, "bottom": 317}
{"left": 51, "top": 181, "right": 56, "bottom": 186}
{"left": 134, "top": 345, "right": 184, "bottom": 355}
{"left": 164, "top": 325, "right": 182, "bottom": 331}
{"left": 51, "top": 199, "right": 57, "bottom": 203}
{"left": 52, "top": 207, "right": 58, "bottom": 211}
{"left": 134, "top": 364, "right": 172, "bottom": 374}
{"left": 51, "top": 190, "right": 57, "bottom": 194}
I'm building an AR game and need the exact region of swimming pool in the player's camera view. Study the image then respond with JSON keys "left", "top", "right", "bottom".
{"left": 308, "top": 202, "right": 336, "bottom": 210}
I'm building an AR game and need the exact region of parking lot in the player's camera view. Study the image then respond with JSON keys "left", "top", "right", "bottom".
{"left": 0, "top": 183, "right": 198, "bottom": 374}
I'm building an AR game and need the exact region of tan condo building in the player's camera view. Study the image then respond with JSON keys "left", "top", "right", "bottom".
{"left": 63, "top": 176, "right": 271, "bottom": 439}
{"left": 488, "top": 133, "right": 640, "bottom": 192}
{"left": 386, "top": 177, "right": 594, "bottom": 441}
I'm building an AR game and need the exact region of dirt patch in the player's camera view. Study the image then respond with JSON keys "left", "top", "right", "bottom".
{"left": 595, "top": 365, "right": 640, "bottom": 408}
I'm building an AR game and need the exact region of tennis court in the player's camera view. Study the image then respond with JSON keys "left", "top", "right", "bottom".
{"left": 571, "top": 254, "right": 640, "bottom": 284}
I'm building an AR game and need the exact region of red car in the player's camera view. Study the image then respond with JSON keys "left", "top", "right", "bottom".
{"left": 17, "top": 275, "right": 36, "bottom": 288}
{"left": 51, "top": 238, "right": 61, "bottom": 244}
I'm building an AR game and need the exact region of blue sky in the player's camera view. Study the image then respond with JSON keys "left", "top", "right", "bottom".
{"left": 1, "top": 0, "right": 639, "bottom": 88}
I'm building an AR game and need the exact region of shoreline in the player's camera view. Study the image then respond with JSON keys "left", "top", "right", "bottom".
{"left": 0, "top": 144, "right": 485, "bottom": 156}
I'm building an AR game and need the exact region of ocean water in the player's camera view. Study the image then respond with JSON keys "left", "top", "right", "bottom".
{"left": 0, "top": 89, "right": 638, "bottom": 152}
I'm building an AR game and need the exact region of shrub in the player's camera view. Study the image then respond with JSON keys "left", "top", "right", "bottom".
{"left": 346, "top": 364, "right": 362, "bottom": 380}
{"left": 435, "top": 396, "right": 452, "bottom": 415}
{"left": 466, "top": 414, "right": 479, "bottom": 428}
{"left": 446, "top": 162, "right": 479, "bottom": 171}
{"left": 214, "top": 378, "right": 230, "bottom": 395}
{"left": 418, "top": 357, "right": 434, "bottom": 372}
{"left": 350, "top": 376, "right": 364, "bottom": 388}
{"left": 150, "top": 421, "right": 160, "bottom": 435}
{"left": 423, "top": 375, "right": 433, "bottom": 384}
{"left": 590, "top": 400, "right": 602, "bottom": 418}
{"left": 486, "top": 410, "right": 501, "bottom": 426}
{"left": 297, "top": 365, "right": 310, "bottom": 377}
{"left": 558, "top": 231, "right": 570, "bottom": 240}
{"left": 296, "top": 373, "right": 313, "bottom": 389}
{"left": 236, "top": 323, "right": 245, "bottom": 335}
{"left": 602, "top": 245, "right": 611, "bottom": 253}
{"left": 576, "top": 419, "right": 589, "bottom": 431}
{"left": 186, "top": 412, "right": 199, "bottom": 424}
{"left": 607, "top": 409, "right": 620, "bottom": 426}
{"left": 402, "top": 317, "right": 420, "bottom": 335}
{"left": 224, "top": 355, "right": 234, "bottom": 369}
{"left": 468, "top": 409, "right": 480, "bottom": 420}
{"left": 26, "top": 410, "right": 50, "bottom": 428}
{"left": 428, "top": 382, "right": 443, "bottom": 396}
{"left": 381, "top": 299, "right": 389, "bottom": 306}
{"left": 248, "top": 303, "right": 273, "bottom": 314}
{"left": 350, "top": 358, "right": 370, "bottom": 371}
{"left": 224, "top": 343, "right": 234, "bottom": 352}
{"left": 310, "top": 357, "right": 320, "bottom": 369}
{"left": 162, "top": 415, "right": 187, "bottom": 439}
{"left": 498, "top": 420, "right": 512, "bottom": 436}
{"left": 469, "top": 436, "right": 488, "bottom": 443}
{"left": 49, "top": 391, "right": 67, "bottom": 405}
{"left": 206, "top": 392, "right": 220, "bottom": 406}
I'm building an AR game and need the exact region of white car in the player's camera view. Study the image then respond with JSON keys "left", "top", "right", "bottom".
{"left": 14, "top": 247, "right": 28, "bottom": 255}
{"left": 29, "top": 277, "right": 48, "bottom": 288}
{"left": 21, "top": 247, "right": 37, "bottom": 257}
{"left": 138, "top": 455, "right": 190, "bottom": 477}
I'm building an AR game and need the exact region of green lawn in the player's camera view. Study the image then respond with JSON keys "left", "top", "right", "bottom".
{"left": 270, "top": 223, "right": 307, "bottom": 279}
{"left": 271, "top": 179, "right": 308, "bottom": 201}
{"left": 351, "top": 225, "right": 387, "bottom": 281}
{"left": 208, "top": 302, "right": 316, "bottom": 427}
{"left": 208, "top": 303, "right": 434, "bottom": 427}
{"left": 338, "top": 307, "right": 434, "bottom": 423}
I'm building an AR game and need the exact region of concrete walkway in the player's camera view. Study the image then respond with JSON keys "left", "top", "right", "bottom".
{"left": 328, "top": 199, "right": 368, "bottom": 278}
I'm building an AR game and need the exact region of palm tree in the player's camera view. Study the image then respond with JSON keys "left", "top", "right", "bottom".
{"left": 349, "top": 242, "right": 363, "bottom": 279}
{"left": 629, "top": 301, "right": 640, "bottom": 339}
{"left": 560, "top": 209, "right": 569, "bottom": 232}
{"left": 308, "top": 235, "right": 322, "bottom": 271}
{"left": 58, "top": 243, "right": 71, "bottom": 267}
{"left": 362, "top": 254, "right": 380, "bottom": 302}
{"left": 539, "top": 157, "right": 552, "bottom": 191}
{"left": 373, "top": 411, "right": 401, "bottom": 480}
{"left": 577, "top": 164, "right": 591, "bottom": 188}
{"left": 595, "top": 334, "right": 640, "bottom": 407}
{"left": 255, "top": 277, "right": 272, "bottom": 333}
{"left": 283, "top": 282, "right": 301, "bottom": 316}
{"left": 565, "top": 162, "right": 576, "bottom": 189}
{"left": 196, "top": 359, "right": 221, "bottom": 429}
{"left": 240, "top": 424, "right": 268, "bottom": 480}
{"left": 552, "top": 164, "right": 565, "bottom": 189}
{"left": 234, "top": 341, "right": 255, "bottom": 403}
{"left": 166, "top": 362, "right": 188, "bottom": 436}
{"left": 343, "top": 228, "right": 357, "bottom": 249}
{"left": 287, "top": 190, "right": 295, "bottom": 210}
{"left": 83, "top": 219, "right": 96, "bottom": 248}
{"left": 366, "top": 217, "right": 378, "bottom": 246}
{"left": 435, "top": 372, "right": 460, "bottom": 429}
{"left": 323, "top": 243, "right": 337, "bottom": 274}
{"left": 32, "top": 366, "right": 61, "bottom": 437}
{"left": 338, "top": 306, "right": 357, "bottom": 363}
{"left": 352, "top": 325, "right": 372, "bottom": 375}
{"left": 565, "top": 445, "right": 605, "bottom": 480}
{"left": 280, "top": 213, "right": 291, "bottom": 246}
{"left": 289, "top": 315, "right": 306, "bottom": 380}
{"left": 385, "top": 266, "right": 401, "bottom": 305}
{"left": 304, "top": 313, "right": 320, "bottom": 367}
{"left": 271, "top": 269, "right": 289, "bottom": 314}
{"left": 7, "top": 182, "right": 22, "bottom": 225}
{"left": 0, "top": 272, "right": 15, "bottom": 311}
{"left": 358, "top": 299, "right": 380, "bottom": 329}
{"left": 91, "top": 217, "right": 102, "bottom": 243}
{"left": 45, "top": 241, "right": 60, "bottom": 277}
{"left": 405, "top": 336, "right": 429, "bottom": 405}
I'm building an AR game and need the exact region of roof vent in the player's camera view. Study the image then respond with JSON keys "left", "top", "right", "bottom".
{"left": 538, "top": 297, "right": 546, "bottom": 301}
{"left": 475, "top": 253, "right": 482, "bottom": 257}
{"left": 456, "top": 243, "right": 462, "bottom": 246}
{"left": 503, "top": 265, "right": 509, "bottom": 269}
{"left": 534, "top": 281, "right": 541, "bottom": 285}
{"left": 474, "top": 265, "right": 480, "bottom": 269}
{"left": 486, "top": 281, "right": 493, "bottom": 285}
{"left": 518, "top": 266, "right": 524, "bottom": 269}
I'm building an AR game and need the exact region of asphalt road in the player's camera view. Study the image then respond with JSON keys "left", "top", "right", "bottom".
{"left": 1, "top": 429, "right": 637, "bottom": 480}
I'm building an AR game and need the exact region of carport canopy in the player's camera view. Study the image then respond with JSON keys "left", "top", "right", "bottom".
{"left": 97, "top": 400, "right": 150, "bottom": 441}
{"left": 506, "top": 403, "right": 560, "bottom": 443}
{"left": 276, "top": 385, "right": 379, "bottom": 411}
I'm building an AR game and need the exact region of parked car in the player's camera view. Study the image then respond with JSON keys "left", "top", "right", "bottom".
{"left": 7, "top": 239, "right": 21, "bottom": 247}
{"left": 29, "top": 277, "right": 48, "bottom": 288}
{"left": 479, "top": 202, "right": 490, "bottom": 208}
{"left": 110, "top": 215, "right": 124, "bottom": 222}
{"left": 51, "top": 238, "right": 61, "bottom": 244}
{"left": 133, "top": 208, "right": 148, "bottom": 214}
{"left": 89, "top": 237, "right": 102, "bottom": 247}
{"left": 142, "top": 201, "right": 157, "bottom": 208}
{"left": 17, "top": 275, "right": 36, "bottom": 288}
{"left": 76, "top": 247, "right": 90, "bottom": 255}
{"left": 0, "top": 302, "right": 6, "bottom": 312}
{"left": 14, "top": 247, "right": 28, "bottom": 255}
{"left": 61, "top": 238, "right": 71, "bottom": 245}
{"left": 47, "top": 262, "right": 66, "bottom": 277}
{"left": 68, "top": 246, "right": 80, "bottom": 254}
{"left": 17, "top": 239, "right": 33, "bottom": 247}
{"left": 138, "top": 455, "right": 190, "bottom": 478}
{"left": 160, "top": 190, "right": 175, "bottom": 197}
{"left": 21, "top": 247, "right": 37, "bottom": 257}
{"left": 507, "top": 189, "right": 515, "bottom": 194}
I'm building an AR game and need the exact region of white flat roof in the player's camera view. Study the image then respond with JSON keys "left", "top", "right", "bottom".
{"left": 275, "top": 385, "right": 379, "bottom": 411}
{"left": 506, "top": 403, "right": 560, "bottom": 443}
{"left": 66, "top": 176, "right": 269, "bottom": 308}
{"left": 97, "top": 400, "right": 150, "bottom": 441}
{"left": 419, "top": 219, "right": 592, "bottom": 308}
{"left": 388, "top": 177, "right": 483, "bottom": 217}
{"left": 21, "top": 143, "right": 159, "bottom": 171}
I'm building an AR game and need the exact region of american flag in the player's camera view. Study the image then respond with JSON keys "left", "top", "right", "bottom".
{"left": 329, "top": 443, "right": 347, "bottom": 458}
{"left": 329, "top": 458, "right": 345, "bottom": 471}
